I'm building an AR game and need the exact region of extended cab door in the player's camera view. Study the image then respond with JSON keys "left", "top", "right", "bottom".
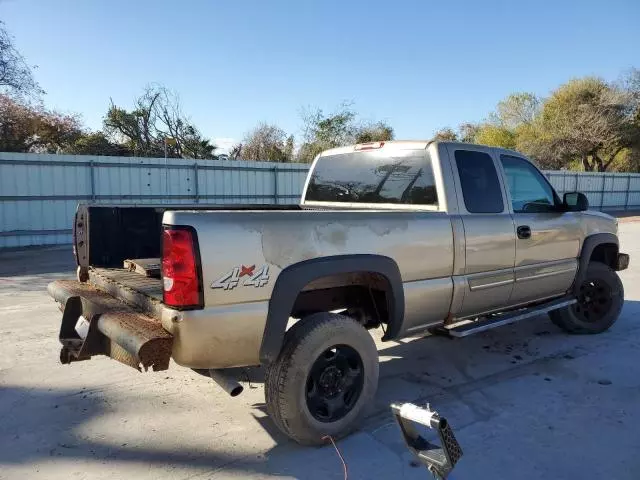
{"left": 497, "top": 154, "right": 581, "bottom": 305}
{"left": 447, "top": 145, "right": 516, "bottom": 318}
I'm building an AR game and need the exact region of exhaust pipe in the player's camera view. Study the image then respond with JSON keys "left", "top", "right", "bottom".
{"left": 208, "top": 369, "right": 244, "bottom": 397}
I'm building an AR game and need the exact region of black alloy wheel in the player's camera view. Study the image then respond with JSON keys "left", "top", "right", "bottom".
{"left": 549, "top": 262, "right": 624, "bottom": 334}
{"left": 264, "top": 312, "right": 379, "bottom": 445}
{"left": 305, "top": 344, "right": 364, "bottom": 423}
{"left": 573, "top": 278, "right": 613, "bottom": 323}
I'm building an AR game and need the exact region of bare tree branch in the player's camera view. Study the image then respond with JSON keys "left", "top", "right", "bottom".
{"left": 0, "top": 21, "right": 43, "bottom": 98}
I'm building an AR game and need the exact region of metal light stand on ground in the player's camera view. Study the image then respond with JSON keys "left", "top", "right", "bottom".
{"left": 391, "top": 403, "right": 463, "bottom": 479}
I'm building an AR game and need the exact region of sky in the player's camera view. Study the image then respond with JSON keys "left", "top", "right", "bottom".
{"left": 2, "top": 0, "right": 639, "bottom": 153}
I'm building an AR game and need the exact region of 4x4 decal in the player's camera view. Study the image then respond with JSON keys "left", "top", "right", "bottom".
{"left": 211, "top": 264, "right": 270, "bottom": 290}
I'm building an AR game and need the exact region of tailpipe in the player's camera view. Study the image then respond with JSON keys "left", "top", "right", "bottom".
{"left": 208, "top": 369, "right": 244, "bottom": 397}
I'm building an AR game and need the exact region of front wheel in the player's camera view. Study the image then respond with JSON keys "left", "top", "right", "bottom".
{"left": 550, "top": 262, "right": 624, "bottom": 334}
{"left": 265, "top": 312, "right": 379, "bottom": 445}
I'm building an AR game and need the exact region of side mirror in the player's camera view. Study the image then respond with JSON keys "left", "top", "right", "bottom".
{"left": 563, "top": 192, "right": 589, "bottom": 212}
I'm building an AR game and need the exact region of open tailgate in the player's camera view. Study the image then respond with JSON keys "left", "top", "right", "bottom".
{"left": 48, "top": 280, "right": 173, "bottom": 371}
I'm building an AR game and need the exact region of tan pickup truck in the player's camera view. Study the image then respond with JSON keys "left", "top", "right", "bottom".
{"left": 49, "top": 141, "right": 629, "bottom": 444}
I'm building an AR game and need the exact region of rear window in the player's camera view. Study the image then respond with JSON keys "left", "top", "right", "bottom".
{"left": 304, "top": 149, "right": 438, "bottom": 206}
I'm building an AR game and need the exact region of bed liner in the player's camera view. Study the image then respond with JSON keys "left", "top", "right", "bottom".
{"left": 89, "top": 267, "right": 164, "bottom": 320}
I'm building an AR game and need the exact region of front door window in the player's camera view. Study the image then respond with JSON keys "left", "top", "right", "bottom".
{"left": 500, "top": 155, "right": 557, "bottom": 213}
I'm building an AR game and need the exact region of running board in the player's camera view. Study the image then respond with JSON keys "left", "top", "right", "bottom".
{"left": 445, "top": 297, "right": 576, "bottom": 338}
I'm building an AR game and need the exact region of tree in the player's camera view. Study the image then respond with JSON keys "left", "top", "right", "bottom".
{"left": 490, "top": 92, "right": 540, "bottom": 129}
{"left": 181, "top": 136, "right": 217, "bottom": 159}
{"left": 458, "top": 123, "right": 480, "bottom": 143}
{"left": 67, "top": 132, "right": 131, "bottom": 156}
{"left": 297, "top": 103, "right": 358, "bottom": 162}
{"left": 104, "top": 85, "right": 217, "bottom": 159}
{"left": 0, "top": 94, "right": 82, "bottom": 152}
{"left": 0, "top": 22, "right": 43, "bottom": 98}
{"left": 354, "top": 121, "right": 394, "bottom": 143}
{"left": 431, "top": 124, "right": 482, "bottom": 143}
{"left": 284, "top": 134, "right": 295, "bottom": 159}
{"left": 239, "top": 122, "right": 294, "bottom": 162}
{"left": 301, "top": 103, "right": 357, "bottom": 147}
{"left": 474, "top": 124, "right": 517, "bottom": 149}
{"left": 624, "top": 68, "right": 640, "bottom": 127}
{"left": 297, "top": 103, "right": 394, "bottom": 162}
{"left": 518, "top": 77, "right": 640, "bottom": 171}
{"left": 431, "top": 127, "right": 459, "bottom": 141}
{"left": 429, "top": 70, "right": 640, "bottom": 171}
{"left": 457, "top": 93, "right": 539, "bottom": 150}
{"left": 229, "top": 143, "right": 243, "bottom": 160}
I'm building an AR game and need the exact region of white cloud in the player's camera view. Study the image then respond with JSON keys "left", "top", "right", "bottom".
{"left": 213, "top": 137, "right": 237, "bottom": 154}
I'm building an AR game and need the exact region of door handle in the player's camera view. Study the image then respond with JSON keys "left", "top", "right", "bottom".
{"left": 517, "top": 225, "right": 531, "bottom": 239}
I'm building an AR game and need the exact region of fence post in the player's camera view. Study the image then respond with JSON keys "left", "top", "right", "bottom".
{"left": 624, "top": 175, "right": 631, "bottom": 211}
{"left": 600, "top": 174, "right": 606, "bottom": 209}
{"left": 272, "top": 166, "right": 279, "bottom": 204}
{"left": 574, "top": 172, "right": 579, "bottom": 195}
{"left": 193, "top": 162, "right": 199, "bottom": 203}
{"left": 89, "top": 160, "right": 96, "bottom": 202}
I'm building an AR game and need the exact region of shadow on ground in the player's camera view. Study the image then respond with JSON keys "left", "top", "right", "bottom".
{"left": 0, "top": 246, "right": 75, "bottom": 277}
{"left": 0, "top": 384, "right": 273, "bottom": 475}
{"left": 4, "top": 300, "right": 638, "bottom": 478}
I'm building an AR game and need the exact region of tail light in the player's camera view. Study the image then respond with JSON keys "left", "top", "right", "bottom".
{"left": 162, "top": 226, "right": 203, "bottom": 309}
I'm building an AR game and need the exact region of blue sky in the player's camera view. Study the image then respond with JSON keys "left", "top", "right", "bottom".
{"left": 2, "top": 0, "right": 639, "bottom": 152}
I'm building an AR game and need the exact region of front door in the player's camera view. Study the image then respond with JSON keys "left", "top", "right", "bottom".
{"left": 498, "top": 154, "right": 581, "bottom": 305}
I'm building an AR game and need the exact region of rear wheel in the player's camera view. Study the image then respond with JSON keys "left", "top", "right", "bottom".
{"left": 265, "top": 312, "right": 378, "bottom": 445}
{"left": 550, "top": 262, "right": 624, "bottom": 334}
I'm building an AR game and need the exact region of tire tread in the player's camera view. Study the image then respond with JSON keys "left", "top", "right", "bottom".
{"left": 550, "top": 262, "right": 623, "bottom": 334}
{"left": 264, "top": 313, "right": 378, "bottom": 445}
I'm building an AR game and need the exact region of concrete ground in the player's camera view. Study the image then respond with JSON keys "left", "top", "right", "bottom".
{"left": 1, "top": 225, "right": 640, "bottom": 480}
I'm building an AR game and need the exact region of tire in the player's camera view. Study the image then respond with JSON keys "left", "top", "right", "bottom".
{"left": 550, "top": 262, "right": 624, "bottom": 334}
{"left": 264, "top": 312, "right": 379, "bottom": 445}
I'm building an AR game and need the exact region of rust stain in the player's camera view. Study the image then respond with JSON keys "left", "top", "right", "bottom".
{"left": 99, "top": 311, "right": 173, "bottom": 372}
{"left": 444, "top": 312, "right": 455, "bottom": 326}
{"left": 51, "top": 279, "right": 173, "bottom": 373}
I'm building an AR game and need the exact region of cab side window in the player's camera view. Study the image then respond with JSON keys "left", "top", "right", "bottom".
{"left": 501, "top": 155, "right": 557, "bottom": 213}
{"left": 454, "top": 150, "right": 504, "bottom": 213}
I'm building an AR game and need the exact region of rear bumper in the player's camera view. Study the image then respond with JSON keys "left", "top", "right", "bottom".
{"left": 48, "top": 280, "right": 173, "bottom": 371}
{"left": 616, "top": 253, "right": 630, "bottom": 271}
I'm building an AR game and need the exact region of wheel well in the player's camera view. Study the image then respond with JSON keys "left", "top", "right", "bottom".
{"left": 289, "top": 272, "right": 391, "bottom": 330}
{"left": 260, "top": 254, "right": 404, "bottom": 364}
{"left": 590, "top": 243, "right": 618, "bottom": 269}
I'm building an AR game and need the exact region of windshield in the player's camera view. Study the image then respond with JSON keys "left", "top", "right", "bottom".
{"left": 304, "top": 149, "right": 438, "bottom": 206}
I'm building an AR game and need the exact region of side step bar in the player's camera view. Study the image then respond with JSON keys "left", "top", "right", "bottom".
{"left": 444, "top": 297, "right": 576, "bottom": 338}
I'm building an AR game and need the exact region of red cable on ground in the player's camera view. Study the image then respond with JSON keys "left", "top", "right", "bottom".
{"left": 322, "top": 435, "right": 348, "bottom": 480}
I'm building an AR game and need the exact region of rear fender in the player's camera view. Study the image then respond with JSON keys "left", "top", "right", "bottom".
{"left": 259, "top": 254, "right": 404, "bottom": 364}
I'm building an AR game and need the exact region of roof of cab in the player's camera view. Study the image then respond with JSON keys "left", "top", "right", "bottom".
{"left": 318, "top": 140, "right": 530, "bottom": 162}
{"left": 318, "top": 140, "right": 432, "bottom": 157}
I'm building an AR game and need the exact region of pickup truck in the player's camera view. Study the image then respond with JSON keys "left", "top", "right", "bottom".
{"left": 48, "top": 140, "right": 629, "bottom": 445}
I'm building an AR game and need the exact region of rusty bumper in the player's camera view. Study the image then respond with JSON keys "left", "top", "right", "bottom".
{"left": 48, "top": 280, "right": 173, "bottom": 372}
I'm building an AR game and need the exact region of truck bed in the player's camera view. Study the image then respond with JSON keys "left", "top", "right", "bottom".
{"left": 76, "top": 204, "right": 301, "bottom": 270}
{"left": 88, "top": 267, "right": 164, "bottom": 319}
